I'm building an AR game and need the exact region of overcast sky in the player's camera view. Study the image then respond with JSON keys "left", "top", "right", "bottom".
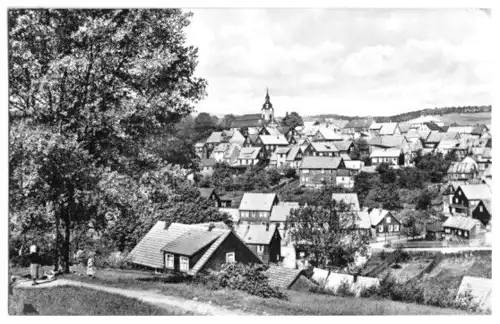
{"left": 185, "top": 8, "right": 492, "bottom": 117}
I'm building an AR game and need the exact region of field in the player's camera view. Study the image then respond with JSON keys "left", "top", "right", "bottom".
{"left": 9, "top": 285, "right": 188, "bottom": 315}
{"left": 436, "top": 112, "right": 491, "bottom": 126}
{"left": 9, "top": 266, "right": 468, "bottom": 315}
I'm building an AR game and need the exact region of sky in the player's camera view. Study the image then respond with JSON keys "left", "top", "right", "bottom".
{"left": 184, "top": 8, "right": 493, "bottom": 117}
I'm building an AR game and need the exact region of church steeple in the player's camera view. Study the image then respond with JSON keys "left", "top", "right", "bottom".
{"left": 261, "top": 87, "right": 274, "bottom": 123}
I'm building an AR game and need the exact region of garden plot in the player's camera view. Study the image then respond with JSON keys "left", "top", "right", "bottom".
{"left": 378, "top": 255, "right": 435, "bottom": 283}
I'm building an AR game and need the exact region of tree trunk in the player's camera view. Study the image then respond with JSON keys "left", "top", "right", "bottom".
{"left": 54, "top": 210, "right": 60, "bottom": 272}
{"left": 63, "top": 213, "right": 71, "bottom": 274}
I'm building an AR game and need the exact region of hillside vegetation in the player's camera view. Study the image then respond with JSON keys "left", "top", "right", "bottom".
{"left": 304, "top": 105, "right": 491, "bottom": 123}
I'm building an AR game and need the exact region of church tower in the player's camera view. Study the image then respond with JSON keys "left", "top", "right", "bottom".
{"left": 261, "top": 88, "right": 274, "bottom": 123}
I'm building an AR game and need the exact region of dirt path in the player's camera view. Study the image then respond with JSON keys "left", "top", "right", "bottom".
{"left": 14, "top": 278, "right": 252, "bottom": 316}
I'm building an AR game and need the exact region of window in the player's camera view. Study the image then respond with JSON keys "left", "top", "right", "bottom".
{"left": 378, "top": 225, "right": 383, "bottom": 232}
{"left": 302, "top": 169, "right": 309, "bottom": 174}
{"left": 394, "top": 225, "right": 399, "bottom": 232}
{"left": 458, "top": 230, "right": 462, "bottom": 236}
{"left": 165, "top": 254, "right": 174, "bottom": 269}
{"left": 454, "top": 197, "right": 458, "bottom": 203}
{"left": 465, "top": 231, "right": 468, "bottom": 237}
{"left": 388, "top": 225, "right": 393, "bottom": 232}
{"left": 180, "top": 256, "right": 189, "bottom": 272}
{"left": 386, "top": 217, "right": 391, "bottom": 224}
{"left": 445, "top": 228, "right": 450, "bottom": 233}
{"left": 226, "top": 252, "right": 235, "bottom": 263}
{"left": 479, "top": 206, "right": 483, "bottom": 212}
{"left": 257, "top": 245, "right": 264, "bottom": 254}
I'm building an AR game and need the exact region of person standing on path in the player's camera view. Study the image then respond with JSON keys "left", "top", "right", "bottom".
{"left": 29, "top": 245, "right": 41, "bottom": 286}
{"left": 86, "top": 252, "right": 96, "bottom": 279}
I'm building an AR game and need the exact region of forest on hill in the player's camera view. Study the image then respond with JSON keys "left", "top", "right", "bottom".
{"left": 304, "top": 105, "right": 491, "bottom": 123}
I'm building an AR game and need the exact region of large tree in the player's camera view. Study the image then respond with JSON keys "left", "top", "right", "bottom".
{"left": 9, "top": 9, "right": 207, "bottom": 272}
{"left": 281, "top": 111, "right": 304, "bottom": 129}
{"left": 288, "top": 201, "right": 369, "bottom": 271}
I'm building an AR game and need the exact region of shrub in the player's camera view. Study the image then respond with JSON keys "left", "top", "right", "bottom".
{"left": 335, "top": 279, "right": 355, "bottom": 297}
{"left": 198, "top": 263, "right": 288, "bottom": 300}
{"left": 95, "top": 251, "right": 132, "bottom": 270}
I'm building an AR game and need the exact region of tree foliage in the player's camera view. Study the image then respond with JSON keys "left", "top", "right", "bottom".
{"left": 281, "top": 111, "right": 303, "bottom": 129}
{"left": 288, "top": 201, "right": 369, "bottom": 271}
{"left": 9, "top": 9, "right": 208, "bottom": 272}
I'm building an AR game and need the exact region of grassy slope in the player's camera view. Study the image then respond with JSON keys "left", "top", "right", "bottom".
{"left": 9, "top": 285, "right": 190, "bottom": 315}
{"left": 56, "top": 268, "right": 468, "bottom": 315}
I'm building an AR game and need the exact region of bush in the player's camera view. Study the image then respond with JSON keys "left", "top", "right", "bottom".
{"left": 197, "top": 263, "right": 288, "bottom": 300}
{"left": 95, "top": 251, "right": 132, "bottom": 270}
{"left": 336, "top": 279, "right": 355, "bottom": 297}
{"left": 10, "top": 253, "right": 53, "bottom": 267}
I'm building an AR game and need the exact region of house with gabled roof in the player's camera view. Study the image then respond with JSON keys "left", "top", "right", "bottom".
{"left": 228, "top": 130, "right": 245, "bottom": 145}
{"left": 367, "top": 208, "right": 401, "bottom": 237}
{"left": 269, "top": 146, "right": 291, "bottom": 168}
{"left": 443, "top": 216, "right": 485, "bottom": 239}
{"left": 447, "top": 156, "right": 480, "bottom": 183}
{"left": 285, "top": 145, "right": 305, "bottom": 169}
{"left": 195, "top": 142, "right": 209, "bottom": 159}
{"left": 449, "top": 183, "right": 491, "bottom": 217}
{"left": 379, "top": 122, "right": 401, "bottom": 136}
{"left": 255, "top": 134, "right": 289, "bottom": 154}
{"left": 269, "top": 202, "right": 300, "bottom": 241}
{"left": 259, "top": 126, "right": 282, "bottom": 136}
{"left": 299, "top": 156, "right": 345, "bottom": 188}
{"left": 210, "top": 143, "right": 231, "bottom": 162}
{"left": 200, "top": 158, "right": 216, "bottom": 177}
{"left": 129, "top": 222, "right": 262, "bottom": 275}
{"left": 242, "top": 134, "right": 258, "bottom": 148}
{"left": 471, "top": 147, "right": 492, "bottom": 173}
{"left": 236, "top": 146, "right": 266, "bottom": 167}
{"left": 342, "top": 119, "right": 374, "bottom": 138}
{"left": 237, "top": 224, "right": 281, "bottom": 264}
{"left": 370, "top": 148, "right": 404, "bottom": 166}
{"left": 308, "top": 141, "right": 340, "bottom": 157}
{"left": 230, "top": 114, "right": 264, "bottom": 129}
{"left": 198, "top": 188, "right": 221, "bottom": 208}
{"left": 471, "top": 199, "right": 491, "bottom": 227}
{"left": 312, "top": 128, "right": 344, "bottom": 142}
{"left": 278, "top": 126, "right": 300, "bottom": 143}
{"left": 239, "top": 192, "right": 279, "bottom": 225}
{"left": 264, "top": 265, "right": 314, "bottom": 292}
{"left": 205, "top": 131, "right": 224, "bottom": 150}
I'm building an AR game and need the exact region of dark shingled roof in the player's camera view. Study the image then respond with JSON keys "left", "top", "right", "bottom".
{"left": 264, "top": 266, "right": 308, "bottom": 289}
{"left": 424, "top": 122, "right": 444, "bottom": 131}
{"left": 343, "top": 119, "right": 373, "bottom": 130}
{"left": 161, "top": 230, "right": 222, "bottom": 256}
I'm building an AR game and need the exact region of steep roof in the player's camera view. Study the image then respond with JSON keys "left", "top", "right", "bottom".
{"left": 331, "top": 193, "right": 360, "bottom": 211}
{"left": 335, "top": 140, "right": 353, "bottom": 151}
{"left": 195, "top": 142, "right": 206, "bottom": 148}
{"left": 398, "top": 123, "right": 412, "bottom": 133}
{"left": 286, "top": 145, "right": 302, "bottom": 161}
{"left": 424, "top": 122, "right": 444, "bottom": 131}
{"left": 212, "top": 142, "right": 231, "bottom": 153}
{"left": 370, "top": 148, "right": 401, "bottom": 158}
{"left": 343, "top": 119, "right": 373, "bottom": 130}
{"left": 447, "top": 158, "right": 479, "bottom": 174}
{"left": 259, "top": 135, "right": 289, "bottom": 145}
{"left": 198, "top": 188, "right": 215, "bottom": 199}
{"left": 229, "top": 130, "right": 246, "bottom": 145}
{"left": 443, "top": 216, "right": 483, "bottom": 231}
{"left": 270, "top": 202, "right": 300, "bottom": 222}
{"left": 310, "top": 141, "right": 339, "bottom": 153}
{"left": 355, "top": 211, "right": 372, "bottom": 229}
{"left": 237, "top": 224, "right": 280, "bottom": 245}
{"left": 161, "top": 230, "right": 222, "bottom": 256}
{"left": 239, "top": 192, "right": 277, "bottom": 211}
{"left": 369, "top": 122, "right": 382, "bottom": 130}
{"left": 299, "top": 156, "right": 343, "bottom": 169}
{"left": 129, "top": 222, "right": 228, "bottom": 269}
{"left": 447, "top": 126, "right": 474, "bottom": 134}
{"left": 238, "top": 146, "right": 262, "bottom": 160}
{"left": 379, "top": 123, "right": 399, "bottom": 135}
{"left": 316, "top": 128, "right": 344, "bottom": 141}
{"left": 368, "top": 208, "right": 390, "bottom": 226}
{"left": 264, "top": 266, "right": 308, "bottom": 289}
{"left": 264, "top": 126, "right": 282, "bottom": 136}
{"left": 206, "top": 132, "right": 223, "bottom": 144}
{"left": 426, "top": 131, "right": 444, "bottom": 143}
{"left": 344, "top": 160, "right": 364, "bottom": 170}
{"left": 458, "top": 184, "right": 491, "bottom": 201}
{"left": 368, "top": 135, "right": 406, "bottom": 148}
{"left": 275, "top": 146, "right": 291, "bottom": 154}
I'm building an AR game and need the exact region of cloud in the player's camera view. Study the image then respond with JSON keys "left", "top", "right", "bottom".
{"left": 185, "top": 8, "right": 492, "bottom": 117}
